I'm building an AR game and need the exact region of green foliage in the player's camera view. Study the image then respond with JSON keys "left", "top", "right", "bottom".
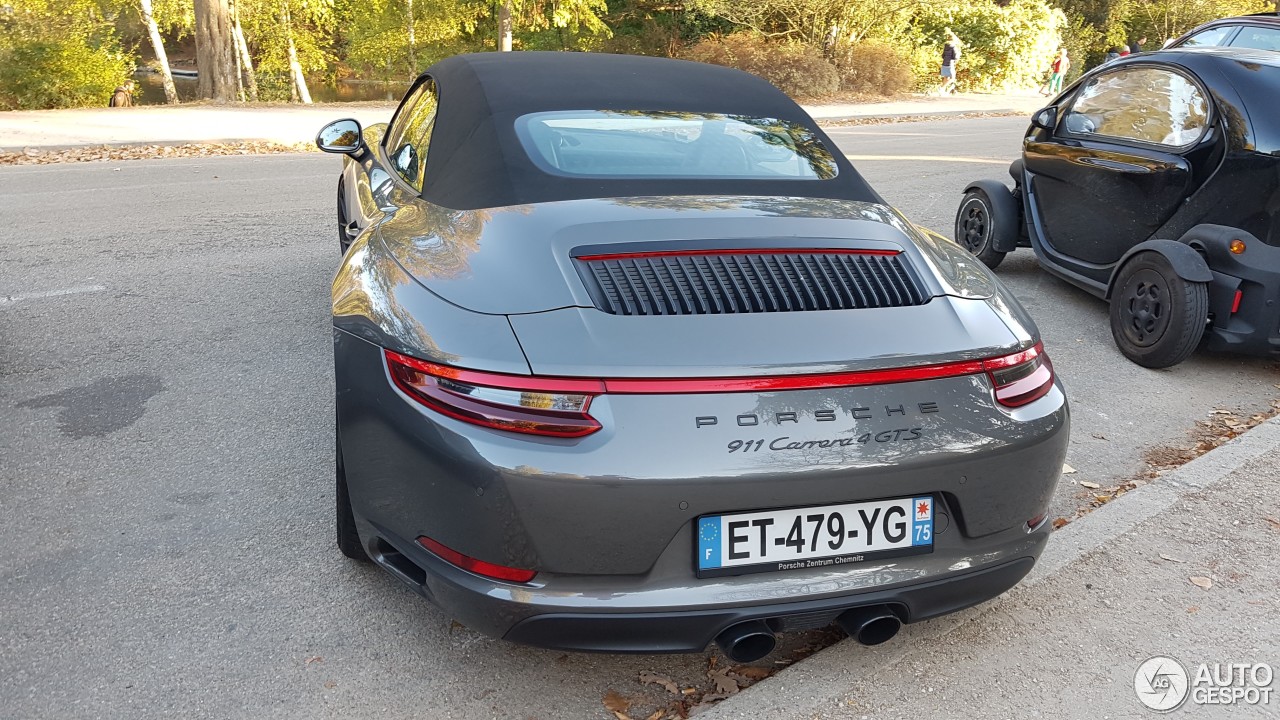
{"left": 0, "top": 38, "right": 133, "bottom": 109}
{"left": 1121, "top": 0, "right": 1274, "bottom": 48}
{"left": 680, "top": 32, "right": 840, "bottom": 99}
{"left": 911, "top": 0, "right": 1066, "bottom": 92}
{"left": 0, "top": 0, "right": 135, "bottom": 109}
{"left": 832, "top": 40, "right": 915, "bottom": 95}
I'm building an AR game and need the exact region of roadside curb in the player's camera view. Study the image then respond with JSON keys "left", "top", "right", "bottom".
{"left": 700, "top": 415, "right": 1280, "bottom": 719}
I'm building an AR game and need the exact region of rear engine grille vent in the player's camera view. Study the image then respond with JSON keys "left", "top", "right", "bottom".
{"left": 577, "top": 251, "right": 928, "bottom": 316}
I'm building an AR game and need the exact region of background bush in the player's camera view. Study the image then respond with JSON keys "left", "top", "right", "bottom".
{"left": 680, "top": 32, "right": 840, "bottom": 99}
{"left": 911, "top": 0, "right": 1066, "bottom": 92}
{"left": 0, "top": 39, "right": 132, "bottom": 110}
{"left": 832, "top": 40, "right": 915, "bottom": 95}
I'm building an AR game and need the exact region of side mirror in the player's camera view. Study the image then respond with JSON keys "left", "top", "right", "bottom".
{"left": 1031, "top": 107, "right": 1057, "bottom": 131}
{"left": 316, "top": 119, "right": 364, "bottom": 155}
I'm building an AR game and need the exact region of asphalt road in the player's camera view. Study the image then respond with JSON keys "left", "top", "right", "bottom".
{"left": 2, "top": 116, "right": 1276, "bottom": 719}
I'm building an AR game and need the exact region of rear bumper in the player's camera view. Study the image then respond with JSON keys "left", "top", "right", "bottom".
{"left": 371, "top": 521, "right": 1044, "bottom": 653}
{"left": 503, "top": 555, "right": 1039, "bottom": 653}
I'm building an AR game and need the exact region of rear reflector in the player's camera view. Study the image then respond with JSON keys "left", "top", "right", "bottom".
{"left": 1231, "top": 289, "right": 1243, "bottom": 314}
{"left": 417, "top": 536, "right": 537, "bottom": 583}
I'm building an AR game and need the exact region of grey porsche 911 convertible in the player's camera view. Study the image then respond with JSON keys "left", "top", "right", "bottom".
{"left": 315, "top": 52, "right": 1069, "bottom": 661}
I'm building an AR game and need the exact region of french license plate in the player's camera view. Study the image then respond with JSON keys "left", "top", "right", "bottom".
{"left": 696, "top": 496, "right": 933, "bottom": 578}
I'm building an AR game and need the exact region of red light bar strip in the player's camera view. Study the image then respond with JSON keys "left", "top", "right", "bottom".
{"left": 575, "top": 248, "right": 900, "bottom": 262}
{"left": 602, "top": 359, "right": 987, "bottom": 394}
{"left": 386, "top": 349, "right": 1009, "bottom": 395}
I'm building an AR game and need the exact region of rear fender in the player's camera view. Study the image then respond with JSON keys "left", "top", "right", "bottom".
{"left": 1105, "top": 238, "right": 1212, "bottom": 300}
{"left": 962, "top": 179, "right": 1021, "bottom": 252}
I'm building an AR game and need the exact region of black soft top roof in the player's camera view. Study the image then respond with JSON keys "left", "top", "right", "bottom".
{"left": 415, "top": 52, "right": 879, "bottom": 210}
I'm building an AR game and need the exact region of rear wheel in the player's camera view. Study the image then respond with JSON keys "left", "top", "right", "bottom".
{"left": 1108, "top": 251, "right": 1207, "bottom": 368}
{"left": 336, "top": 436, "right": 370, "bottom": 561}
{"left": 955, "top": 188, "right": 1010, "bottom": 270}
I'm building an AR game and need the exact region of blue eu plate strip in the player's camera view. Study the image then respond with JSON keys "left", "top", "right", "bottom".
{"left": 698, "top": 516, "right": 721, "bottom": 570}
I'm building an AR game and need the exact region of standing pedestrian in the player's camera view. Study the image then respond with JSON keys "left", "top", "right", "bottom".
{"left": 109, "top": 80, "right": 136, "bottom": 108}
{"left": 1131, "top": 36, "right": 1147, "bottom": 54}
{"left": 1044, "top": 49, "right": 1070, "bottom": 96}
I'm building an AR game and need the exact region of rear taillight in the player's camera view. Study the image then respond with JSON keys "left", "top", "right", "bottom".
{"left": 983, "top": 342, "right": 1054, "bottom": 408}
{"left": 416, "top": 536, "right": 537, "bottom": 583}
{"left": 385, "top": 350, "right": 603, "bottom": 438}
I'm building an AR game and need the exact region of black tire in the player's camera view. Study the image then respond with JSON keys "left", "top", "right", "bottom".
{"left": 336, "top": 438, "right": 370, "bottom": 562}
{"left": 954, "top": 188, "right": 1010, "bottom": 270}
{"left": 337, "top": 177, "right": 351, "bottom": 255}
{"left": 1108, "top": 251, "right": 1208, "bottom": 369}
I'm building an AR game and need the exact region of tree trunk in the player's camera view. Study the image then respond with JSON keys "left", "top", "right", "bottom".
{"left": 138, "top": 0, "right": 179, "bottom": 103}
{"left": 231, "top": 0, "right": 258, "bottom": 101}
{"left": 194, "top": 0, "right": 236, "bottom": 101}
{"left": 499, "top": 0, "right": 512, "bottom": 52}
{"left": 405, "top": 0, "right": 417, "bottom": 70}
{"left": 282, "top": 2, "right": 312, "bottom": 104}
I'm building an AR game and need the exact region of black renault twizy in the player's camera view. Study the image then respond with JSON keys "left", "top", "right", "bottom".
{"left": 955, "top": 47, "right": 1280, "bottom": 368}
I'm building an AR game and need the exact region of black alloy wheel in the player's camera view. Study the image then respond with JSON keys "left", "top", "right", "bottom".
{"left": 1108, "top": 251, "right": 1208, "bottom": 368}
{"left": 954, "top": 189, "right": 1008, "bottom": 269}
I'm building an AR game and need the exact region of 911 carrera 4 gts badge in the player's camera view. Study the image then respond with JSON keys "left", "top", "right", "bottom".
{"left": 728, "top": 428, "right": 923, "bottom": 453}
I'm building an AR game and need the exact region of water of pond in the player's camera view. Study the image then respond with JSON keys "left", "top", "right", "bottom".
{"left": 133, "top": 71, "right": 410, "bottom": 105}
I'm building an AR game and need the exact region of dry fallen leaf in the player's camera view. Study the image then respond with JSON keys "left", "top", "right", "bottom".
{"left": 639, "top": 672, "right": 680, "bottom": 695}
{"left": 709, "top": 667, "right": 740, "bottom": 696}
{"left": 323, "top": 680, "right": 336, "bottom": 689}
{"left": 643, "top": 712, "right": 664, "bottom": 720}
{"left": 1159, "top": 554, "right": 1186, "bottom": 563}
{"left": 1187, "top": 606, "right": 1200, "bottom": 613}
{"left": 603, "top": 690, "right": 632, "bottom": 714}
{"left": 1080, "top": 481, "right": 1101, "bottom": 489}
{"left": 1062, "top": 464, "right": 1077, "bottom": 474}
{"left": 1052, "top": 517, "right": 1070, "bottom": 530}
{"left": 304, "top": 655, "right": 323, "bottom": 665}
{"left": 1189, "top": 576, "right": 1213, "bottom": 590}
{"left": 1264, "top": 517, "right": 1280, "bottom": 532}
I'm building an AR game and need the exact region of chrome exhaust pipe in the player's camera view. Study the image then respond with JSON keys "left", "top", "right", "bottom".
{"left": 836, "top": 605, "right": 902, "bottom": 646}
{"left": 714, "top": 620, "right": 777, "bottom": 663}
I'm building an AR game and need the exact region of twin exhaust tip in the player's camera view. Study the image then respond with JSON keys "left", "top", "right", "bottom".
{"left": 714, "top": 605, "right": 903, "bottom": 663}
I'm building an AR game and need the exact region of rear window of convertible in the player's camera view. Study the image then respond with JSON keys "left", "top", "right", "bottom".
{"left": 514, "top": 110, "right": 839, "bottom": 180}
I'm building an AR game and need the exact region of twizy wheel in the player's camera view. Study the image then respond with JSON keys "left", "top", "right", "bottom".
{"left": 1108, "top": 251, "right": 1208, "bottom": 368}
{"left": 955, "top": 188, "right": 1011, "bottom": 269}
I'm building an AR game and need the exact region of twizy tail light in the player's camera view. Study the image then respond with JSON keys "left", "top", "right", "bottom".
{"left": 983, "top": 342, "right": 1054, "bottom": 408}
{"left": 385, "top": 350, "right": 603, "bottom": 438}
{"left": 416, "top": 536, "right": 537, "bottom": 583}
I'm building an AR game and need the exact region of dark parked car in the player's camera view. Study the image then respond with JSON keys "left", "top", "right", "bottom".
{"left": 1168, "top": 12, "right": 1280, "bottom": 52}
{"left": 955, "top": 47, "right": 1280, "bottom": 368}
{"left": 316, "top": 52, "right": 1069, "bottom": 661}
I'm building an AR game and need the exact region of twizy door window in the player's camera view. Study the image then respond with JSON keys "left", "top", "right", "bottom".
{"left": 1062, "top": 67, "right": 1209, "bottom": 147}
